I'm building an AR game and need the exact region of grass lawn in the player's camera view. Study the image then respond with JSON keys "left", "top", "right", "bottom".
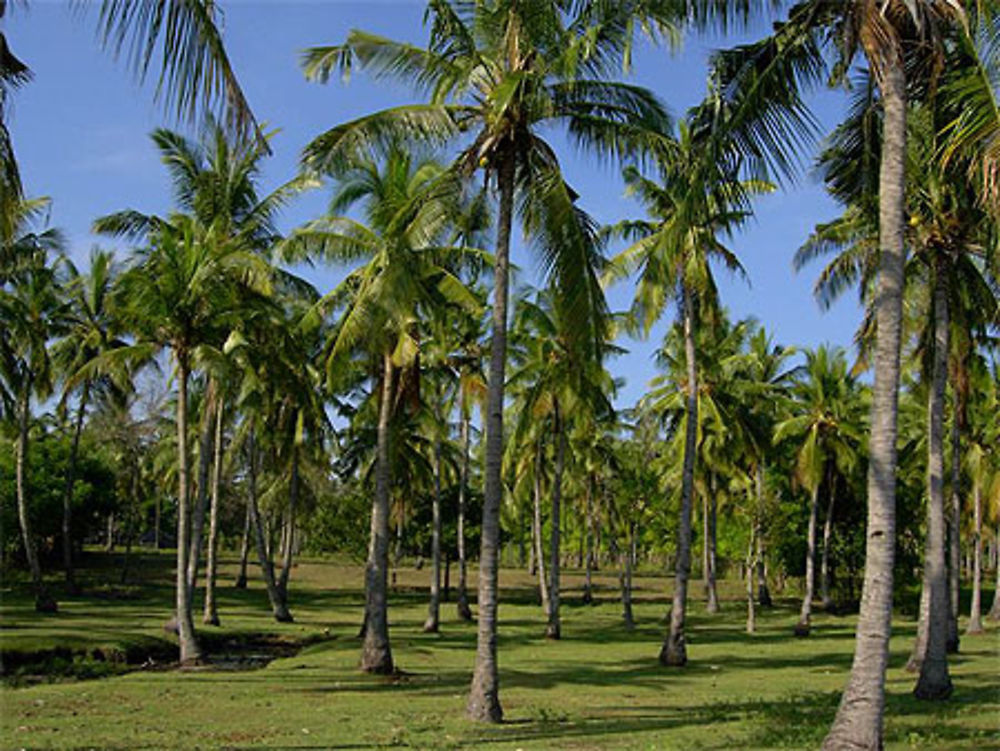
{"left": 1, "top": 551, "right": 998, "bottom": 750}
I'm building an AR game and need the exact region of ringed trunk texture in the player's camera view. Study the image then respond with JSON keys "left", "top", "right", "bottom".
{"left": 456, "top": 408, "right": 472, "bottom": 621}
{"left": 546, "top": 399, "right": 564, "bottom": 639}
{"left": 16, "top": 379, "right": 57, "bottom": 613}
{"left": 660, "top": 284, "right": 697, "bottom": 667}
{"left": 174, "top": 358, "right": 201, "bottom": 664}
{"left": 906, "top": 579, "right": 931, "bottom": 673}
{"left": 965, "top": 483, "right": 983, "bottom": 634}
{"left": 913, "top": 269, "right": 953, "bottom": 700}
{"left": 467, "top": 154, "right": 513, "bottom": 724}
{"left": 203, "top": 401, "right": 224, "bottom": 626}
{"left": 424, "top": 433, "right": 443, "bottom": 633}
{"left": 62, "top": 380, "right": 90, "bottom": 595}
{"left": 796, "top": 484, "right": 820, "bottom": 636}
{"left": 822, "top": 56, "right": 906, "bottom": 751}
{"left": 361, "top": 353, "right": 395, "bottom": 674}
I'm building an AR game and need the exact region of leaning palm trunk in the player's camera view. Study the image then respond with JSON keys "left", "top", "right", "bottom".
{"left": 796, "top": 484, "right": 820, "bottom": 636}
{"left": 456, "top": 406, "right": 472, "bottom": 621}
{"left": 361, "top": 354, "right": 394, "bottom": 674}
{"left": 174, "top": 357, "right": 201, "bottom": 664}
{"left": 661, "top": 284, "right": 697, "bottom": 666}
{"left": 203, "top": 401, "right": 224, "bottom": 626}
{"left": 533, "top": 438, "right": 549, "bottom": 612}
{"left": 914, "top": 269, "right": 953, "bottom": 700}
{"left": 906, "top": 577, "right": 931, "bottom": 673}
{"left": 424, "top": 433, "right": 443, "bottom": 633}
{"left": 947, "top": 408, "right": 961, "bottom": 653}
{"left": 467, "top": 155, "right": 514, "bottom": 724}
{"left": 546, "top": 398, "right": 565, "bottom": 639}
{"left": 235, "top": 499, "right": 251, "bottom": 588}
{"left": 246, "top": 427, "right": 292, "bottom": 623}
{"left": 275, "top": 448, "right": 298, "bottom": 617}
{"left": 15, "top": 378, "right": 57, "bottom": 613}
{"left": 61, "top": 379, "right": 90, "bottom": 595}
{"left": 965, "top": 482, "right": 984, "bottom": 634}
{"left": 822, "top": 57, "right": 907, "bottom": 751}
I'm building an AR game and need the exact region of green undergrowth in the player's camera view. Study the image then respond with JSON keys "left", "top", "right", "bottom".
{"left": 1, "top": 551, "right": 997, "bottom": 750}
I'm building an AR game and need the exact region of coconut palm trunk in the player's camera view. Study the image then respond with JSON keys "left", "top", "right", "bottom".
{"left": 583, "top": 474, "right": 594, "bottom": 605}
{"left": 424, "top": 431, "right": 443, "bottom": 633}
{"left": 704, "top": 472, "right": 719, "bottom": 613}
{"left": 546, "top": 399, "right": 565, "bottom": 640}
{"left": 276, "top": 448, "right": 298, "bottom": 616}
{"left": 822, "top": 57, "right": 907, "bottom": 750}
{"left": 533, "top": 437, "right": 549, "bottom": 612}
{"left": 203, "top": 400, "right": 224, "bottom": 626}
{"left": 467, "top": 154, "right": 514, "bottom": 724}
{"left": 186, "top": 403, "right": 214, "bottom": 601}
{"left": 15, "top": 377, "right": 56, "bottom": 613}
{"left": 746, "top": 514, "right": 757, "bottom": 634}
{"left": 362, "top": 353, "right": 395, "bottom": 674}
{"left": 796, "top": 483, "right": 820, "bottom": 636}
{"left": 621, "top": 520, "right": 636, "bottom": 628}
{"left": 989, "top": 521, "right": 1000, "bottom": 621}
{"left": 966, "top": 481, "right": 984, "bottom": 634}
{"left": 456, "top": 408, "right": 472, "bottom": 621}
{"left": 235, "top": 499, "right": 251, "bottom": 588}
{"left": 821, "top": 479, "right": 837, "bottom": 611}
{"left": 61, "top": 379, "right": 90, "bottom": 595}
{"left": 661, "top": 283, "right": 697, "bottom": 666}
{"left": 947, "top": 408, "right": 961, "bottom": 653}
{"left": 246, "top": 427, "right": 292, "bottom": 623}
{"left": 174, "top": 356, "right": 201, "bottom": 664}
{"left": 914, "top": 267, "right": 953, "bottom": 700}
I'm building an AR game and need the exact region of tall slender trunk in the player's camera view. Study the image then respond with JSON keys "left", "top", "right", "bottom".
{"left": 821, "top": 474, "right": 837, "bottom": 611}
{"left": 621, "top": 520, "right": 635, "bottom": 628}
{"left": 120, "top": 463, "right": 138, "bottom": 586}
{"left": 362, "top": 353, "right": 394, "bottom": 674}
{"left": 906, "top": 571, "right": 931, "bottom": 673}
{"left": 15, "top": 377, "right": 56, "bottom": 613}
{"left": 756, "top": 465, "right": 771, "bottom": 607}
{"left": 467, "top": 153, "right": 513, "bottom": 723}
{"left": 661, "top": 283, "right": 697, "bottom": 666}
{"left": 705, "top": 472, "right": 719, "bottom": 613}
{"left": 203, "top": 400, "right": 224, "bottom": 626}
{"left": 246, "top": 427, "right": 292, "bottom": 623}
{"left": 186, "top": 393, "right": 215, "bottom": 604}
{"left": 276, "top": 448, "right": 298, "bottom": 614}
{"left": 235, "top": 497, "right": 251, "bottom": 588}
{"left": 823, "top": 58, "right": 907, "bottom": 750}
{"left": 746, "top": 510, "right": 757, "bottom": 634}
{"left": 796, "top": 483, "right": 820, "bottom": 636}
{"left": 914, "top": 263, "right": 953, "bottom": 700}
{"left": 424, "top": 428, "right": 443, "bottom": 633}
{"left": 174, "top": 356, "right": 201, "bottom": 664}
{"left": 154, "top": 494, "right": 161, "bottom": 551}
{"left": 966, "top": 482, "right": 983, "bottom": 634}
{"left": 456, "top": 407, "right": 472, "bottom": 621}
{"left": 989, "top": 521, "right": 1000, "bottom": 621}
{"left": 582, "top": 474, "right": 594, "bottom": 605}
{"left": 546, "top": 398, "right": 564, "bottom": 639}
{"left": 533, "top": 438, "right": 549, "bottom": 612}
{"left": 62, "top": 380, "right": 90, "bottom": 595}
{"left": 947, "top": 401, "right": 961, "bottom": 653}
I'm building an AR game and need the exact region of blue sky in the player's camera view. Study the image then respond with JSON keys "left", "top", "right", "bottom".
{"left": 6, "top": 2, "right": 864, "bottom": 408}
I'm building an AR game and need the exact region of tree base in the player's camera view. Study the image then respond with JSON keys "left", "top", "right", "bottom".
{"left": 545, "top": 622, "right": 561, "bottom": 640}
{"left": 758, "top": 586, "right": 772, "bottom": 608}
{"left": 422, "top": 618, "right": 439, "bottom": 634}
{"left": 35, "top": 593, "right": 58, "bottom": 614}
{"left": 203, "top": 613, "right": 220, "bottom": 627}
{"left": 162, "top": 617, "right": 179, "bottom": 634}
{"left": 659, "top": 638, "right": 686, "bottom": 667}
{"left": 964, "top": 619, "right": 984, "bottom": 636}
{"left": 581, "top": 590, "right": 593, "bottom": 605}
{"left": 234, "top": 576, "right": 247, "bottom": 589}
{"left": 457, "top": 597, "right": 473, "bottom": 622}
{"left": 793, "top": 620, "right": 811, "bottom": 637}
{"left": 904, "top": 656, "right": 922, "bottom": 673}
{"left": 467, "top": 682, "right": 503, "bottom": 723}
{"left": 913, "top": 677, "right": 953, "bottom": 701}
{"left": 706, "top": 598, "right": 720, "bottom": 614}
{"left": 360, "top": 651, "right": 394, "bottom": 675}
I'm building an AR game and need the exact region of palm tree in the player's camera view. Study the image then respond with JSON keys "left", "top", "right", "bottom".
{"left": 774, "top": 346, "right": 865, "bottom": 637}
{"left": 298, "top": 1, "right": 677, "bottom": 719}
{"left": 714, "top": 3, "right": 973, "bottom": 742}
{"left": 0, "top": 197, "right": 66, "bottom": 612}
{"left": 605, "top": 111, "right": 769, "bottom": 665}
{"left": 280, "top": 145, "right": 479, "bottom": 673}
{"left": 51, "top": 249, "right": 128, "bottom": 594}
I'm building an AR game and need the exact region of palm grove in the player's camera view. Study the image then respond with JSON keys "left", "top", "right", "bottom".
{"left": 2, "top": 2, "right": 999, "bottom": 750}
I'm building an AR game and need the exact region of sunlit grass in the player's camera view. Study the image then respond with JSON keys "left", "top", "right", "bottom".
{"left": 1, "top": 551, "right": 997, "bottom": 750}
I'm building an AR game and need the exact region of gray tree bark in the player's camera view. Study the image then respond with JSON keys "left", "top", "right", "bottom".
{"left": 947, "top": 408, "right": 961, "bottom": 653}
{"left": 174, "top": 357, "right": 201, "bottom": 664}
{"left": 203, "top": 401, "right": 224, "bottom": 626}
{"left": 246, "top": 428, "right": 292, "bottom": 623}
{"left": 546, "top": 398, "right": 564, "bottom": 639}
{"left": 533, "top": 438, "right": 549, "bottom": 612}
{"left": 914, "top": 268, "right": 953, "bottom": 700}
{"left": 467, "top": 153, "right": 513, "bottom": 723}
{"left": 822, "top": 57, "right": 907, "bottom": 750}
{"left": 424, "top": 430, "right": 443, "bottom": 633}
{"left": 660, "top": 283, "right": 697, "bottom": 666}
{"left": 456, "top": 408, "right": 472, "bottom": 621}
{"left": 989, "top": 521, "right": 1000, "bottom": 621}
{"left": 965, "top": 482, "right": 983, "bottom": 634}
{"left": 235, "top": 497, "right": 251, "bottom": 588}
{"left": 62, "top": 379, "right": 89, "bottom": 595}
{"left": 796, "top": 484, "right": 820, "bottom": 636}
{"left": 705, "top": 473, "right": 719, "bottom": 613}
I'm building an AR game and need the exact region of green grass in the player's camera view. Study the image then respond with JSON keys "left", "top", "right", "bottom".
{"left": 1, "top": 551, "right": 998, "bottom": 750}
